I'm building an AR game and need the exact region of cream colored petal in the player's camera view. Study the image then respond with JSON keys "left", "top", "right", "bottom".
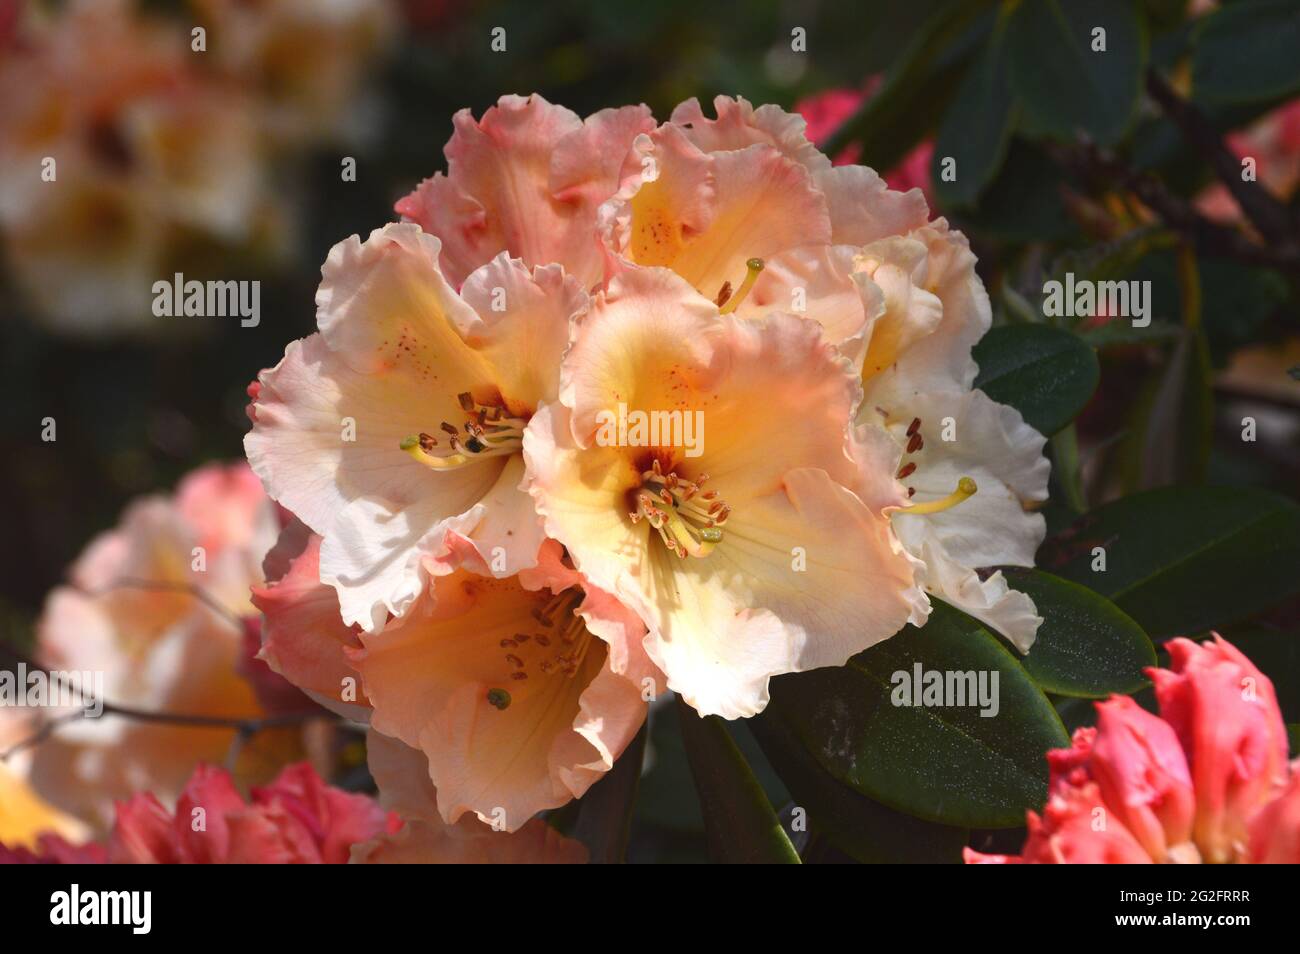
{"left": 354, "top": 569, "right": 648, "bottom": 832}
{"left": 457, "top": 254, "right": 589, "bottom": 412}
{"left": 669, "top": 95, "right": 831, "bottom": 172}
{"left": 909, "top": 538, "right": 1042, "bottom": 653}
{"left": 396, "top": 95, "right": 650, "bottom": 287}
{"left": 245, "top": 333, "right": 504, "bottom": 631}
{"left": 665, "top": 143, "right": 831, "bottom": 298}
{"left": 888, "top": 388, "right": 1049, "bottom": 573}
{"left": 640, "top": 468, "right": 923, "bottom": 719}
{"left": 816, "top": 163, "right": 931, "bottom": 246}
{"left": 734, "top": 243, "right": 883, "bottom": 368}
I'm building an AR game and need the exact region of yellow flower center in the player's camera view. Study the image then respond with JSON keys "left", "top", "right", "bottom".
{"left": 631, "top": 459, "right": 729, "bottom": 559}
{"left": 401, "top": 392, "right": 527, "bottom": 470}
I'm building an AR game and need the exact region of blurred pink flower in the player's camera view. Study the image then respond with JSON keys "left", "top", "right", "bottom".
{"left": 109, "top": 762, "right": 397, "bottom": 863}
{"left": 1196, "top": 98, "right": 1300, "bottom": 225}
{"left": 21, "top": 462, "right": 305, "bottom": 830}
{"left": 966, "top": 635, "right": 1295, "bottom": 864}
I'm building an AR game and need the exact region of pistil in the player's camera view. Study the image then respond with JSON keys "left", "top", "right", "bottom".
{"left": 718, "top": 258, "right": 765, "bottom": 315}
{"left": 904, "top": 477, "right": 978, "bottom": 515}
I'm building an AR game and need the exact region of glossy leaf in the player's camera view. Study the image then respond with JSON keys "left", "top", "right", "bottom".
{"left": 766, "top": 601, "right": 1068, "bottom": 829}
{"left": 933, "top": 9, "right": 1017, "bottom": 207}
{"left": 973, "top": 324, "right": 1100, "bottom": 436}
{"left": 822, "top": 0, "right": 996, "bottom": 170}
{"left": 1002, "top": 568, "right": 1156, "bottom": 698}
{"left": 1006, "top": 0, "right": 1147, "bottom": 145}
{"left": 751, "top": 712, "right": 967, "bottom": 863}
{"left": 1192, "top": 0, "right": 1300, "bottom": 106}
{"left": 1039, "top": 487, "right": 1300, "bottom": 639}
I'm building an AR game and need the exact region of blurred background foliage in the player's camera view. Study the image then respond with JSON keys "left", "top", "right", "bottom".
{"left": 2, "top": 0, "right": 1299, "bottom": 862}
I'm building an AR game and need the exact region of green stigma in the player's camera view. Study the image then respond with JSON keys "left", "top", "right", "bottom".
{"left": 486, "top": 687, "right": 512, "bottom": 710}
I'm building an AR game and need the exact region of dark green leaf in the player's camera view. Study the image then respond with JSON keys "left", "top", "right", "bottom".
{"left": 676, "top": 699, "right": 800, "bottom": 863}
{"left": 973, "top": 324, "right": 1100, "bottom": 435}
{"left": 822, "top": 0, "right": 997, "bottom": 170}
{"left": 766, "top": 602, "right": 1068, "bottom": 829}
{"left": 567, "top": 724, "right": 646, "bottom": 863}
{"left": 933, "top": 11, "right": 1017, "bottom": 207}
{"left": 751, "top": 711, "right": 967, "bottom": 862}
{"left": 1006, "top": 0, "right": 1147, "bottom": 145}
{"left": 1039, "top": 486, "right": 1300, "bottom": 639}
{"left": 1192, "top": 0, "right": 1300, "bottom": 106}
{"left": 1002, "top": 568, "right": 1156, "bottom": 698}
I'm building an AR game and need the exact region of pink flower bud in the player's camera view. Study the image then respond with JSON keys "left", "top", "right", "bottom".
{"left": 1249, "top": 766, "right": 1300, "bottom": 864}
{"left": 1019, "top": 780, "right": 1152, "bottom": 864}
{"left": 1089, "top": 695, "right": 1195, "bottom": 861}
{"left": 1150, "top": 635, "right": 1288, "bottom": 862}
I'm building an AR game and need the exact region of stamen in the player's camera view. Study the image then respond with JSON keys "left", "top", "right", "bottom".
{"left": 633, "top": 466, "right": 730, "bottom": 557}
{"left": 904, "top": 477, "right": 977, "bottom": 515}
{"left": 718, "top": 258, "right": 765, "bottom": 315}
{"left": 401, "top": 396, "right": 528, "bottom": 472}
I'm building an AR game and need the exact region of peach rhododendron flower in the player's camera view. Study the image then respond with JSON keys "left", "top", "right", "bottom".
{"left": 246, "top": 223, "right": 589, "bottom": 632}
{"left": 22, "top": 462, "right": 301, "bottom": 828}
{"left": 598, "top": 95, "right": 1047, "bottom": 652}
{"left": 251, "top": 519, "right": 659, "bottom": 828}
{"left": 351, "top": 732, "right": 587, "bottom": 863}
{"left": 523, "top": 265, "right": 926, "bottom": 719}
{"left": 966, "top": 635, "right": 1296, "bottom": 864}
{"left": 853, "top": 221, "right": 1049, "bottom": 651}
{"left": 110, "top": 762, "right": 396, "bottom": 863}
{"left": 396, "top": 94, "right": 656, "bottom": 289}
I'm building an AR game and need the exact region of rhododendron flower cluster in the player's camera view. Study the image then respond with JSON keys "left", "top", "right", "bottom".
{"left": 243, "top": 92, "right": 1051, "bottom": 836}
{"left": 966, "top": 635, "right": 1299, "bottom": 864}
{"left": 14, "top": 462, "right": 313, "bottom": 830}
{"left": 0, "top": 0, "right": 395, "bottom": 333}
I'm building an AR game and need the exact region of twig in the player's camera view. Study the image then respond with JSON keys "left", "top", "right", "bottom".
{"left": 1046, "top": 142, "right": 1300, "bottom": 271}
{"left": 1144, "top": 69, "right": 1297, "bottom": 248}
{"left": 0, "top": 647, "right": 331, "bottom": 762}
